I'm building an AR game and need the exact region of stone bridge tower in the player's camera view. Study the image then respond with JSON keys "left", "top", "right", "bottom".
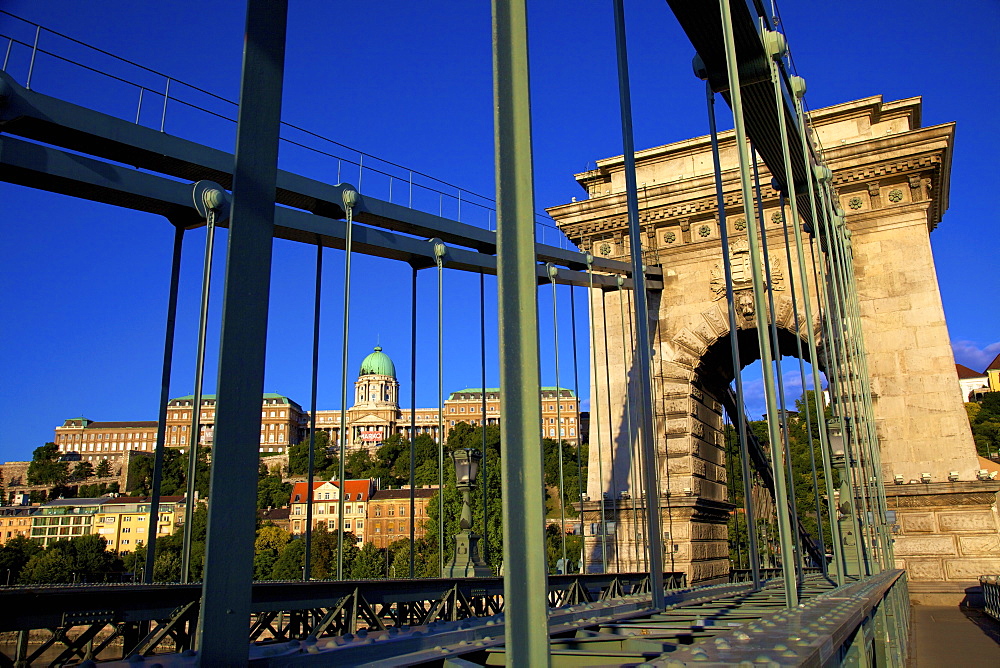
{"left": 548, "top": 96, "right": 996, "bottom": 591}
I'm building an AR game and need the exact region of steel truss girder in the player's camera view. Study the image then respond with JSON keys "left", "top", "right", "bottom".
{"left": 0, "top": 72, "right": 659, "bottom": 289}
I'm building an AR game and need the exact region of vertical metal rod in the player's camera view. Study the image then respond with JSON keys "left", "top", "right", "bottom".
{"left": 25, "top": 26, "right": 39, "bottom": 89}
{"left": 409, "top": 265, "right": 418, "bottom": 579}
{"left": 600, "top": 292, "right": 622, "bottom": 572}
{"left": 777, "top": 192, "right": 828, "bottom": 573}
{"left": 569, "top": 286, "right": 586, "bottom": 573}
{"left": 480, "top": 271, "right": 489, "bottom": 566}
{"left": 788, "top": 82, "right": 845, "bottom": 584}
{"left": 706, "top": 82, "right": 760, "bottom": 589}
{"left": 144, "top": 224, "right": 184, "bottom": 584}
{"left": 135, "top": 88, "right": 144, "bottom": 125}
{"left": 492, "top": 0, "right": 551, "bottom": 661}
{"left": 358, "top": 154, "right": 364, "bottom": 193}
{"left": 196, "top": 1, "right": 287, "bottom": 661}
{"left": 621, "top": 286, "right": 651, "bottom": 572}
{"left": 336, "top": 200, "right": 356, "bottom": 580}
{"left": 718, "top": 0, "right": 797, "bottom": 606}
{"left": 181, "top": 209, "right": 217, "bottom": 584}
{"left": 160, "top": 78, "right": 170, "bottom": 133}
{"left": 3, "top": 38, "right": 13, "bottom": 72}
{"left": 616, "top": 281, "right": 642, "bottom": 571}
{"left": 751, "top": 153, "right": 803, "bottom": 582}
{"left": 548, "top": 266, "right": 568, "bottom": 569}
{"left": 814, "top": 186, "right": 869, "bottom": 577}
{"left": 435, "top": 244, "right": 446, "bottom": 577}
{"left": 612, "top": 0, "right": 664, "bottom": 603}
{"left": 587, "top": 260, "right": 609, "bottom": 573}
{"left": 303, "top": 242, "right": 323, "bottom": 580}
{"left": 408, "top": 171, "right": 413, "bottom": 209}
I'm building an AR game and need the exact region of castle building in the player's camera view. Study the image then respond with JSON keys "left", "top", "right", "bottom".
{"left": 51, "top": 346, "right": 582, "bottom": 466}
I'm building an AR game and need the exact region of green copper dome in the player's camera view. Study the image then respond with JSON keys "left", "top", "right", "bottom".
{"left": 359, "top": 346, "right": 396, "bottom": 377}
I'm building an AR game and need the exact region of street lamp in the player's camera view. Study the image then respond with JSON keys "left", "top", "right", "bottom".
{"left": 828, "top": 418, "right": 860, "bottom": 576}
{"left": 444, "top": 448, "right": 491, "bottom": 578}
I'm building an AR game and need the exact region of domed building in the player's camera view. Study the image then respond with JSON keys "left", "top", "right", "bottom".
{"left": 346, "top": 346, "right": 401, "bottom": 447}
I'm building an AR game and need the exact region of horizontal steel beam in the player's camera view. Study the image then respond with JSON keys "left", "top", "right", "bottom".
{"left": 0, "top": 572, "right": 684, "bottom": 632}
{"left": 0, "top": 136, "right": 660, "bottom": 290}
{"left": 0, "top": 71, "right": 658, "bottom": 282}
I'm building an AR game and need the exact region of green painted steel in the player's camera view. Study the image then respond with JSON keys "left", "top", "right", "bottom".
{"left": 143, "top": 224, "right": 184, "bottom": 585}
{"left": 789, "top": 77, "right": 847, "bottom": 585}
{"left": 705, "top": 82, "right": 762, "bottom": 590}
{"left": 196, "top": 0, "right": 288, "bottom": 663}
{"left": 491, "top": 0, "right": 552, "bottom": 665}
{"left": 612, "top": 0, "right": 665, "bottom": 606}
{"left": 718, "top": 0, "right": 798, "bottom": 608}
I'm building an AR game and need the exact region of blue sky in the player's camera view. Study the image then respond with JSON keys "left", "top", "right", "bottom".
{"left": 1, "top": 1, "right": 997, "bottom": 462}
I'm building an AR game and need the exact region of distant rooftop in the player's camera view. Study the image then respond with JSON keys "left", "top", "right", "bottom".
{"left": 448, "top": 387, "right": 576, "bottom": 400}
{"left": 956, "top": 364, "right": 986, "bottom": 379}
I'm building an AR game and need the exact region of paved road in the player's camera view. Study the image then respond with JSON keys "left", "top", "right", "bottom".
{"left": 910, "top": 606, "right": 1000, "bottom": 667}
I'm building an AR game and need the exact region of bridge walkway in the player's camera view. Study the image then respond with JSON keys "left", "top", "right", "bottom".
{"left": 909, "top": 605, "right": 999, "bottom": 667}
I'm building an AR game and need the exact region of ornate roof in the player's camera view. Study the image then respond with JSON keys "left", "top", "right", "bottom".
{"left": 359, "top": 346, "right": 396, "bottom": 378}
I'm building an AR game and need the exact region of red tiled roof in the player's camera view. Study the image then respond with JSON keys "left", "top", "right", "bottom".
{"left": 289, "top": 479, "right": 373, "bottom": 504}
{"left": 956, "top": 364, "right": 986, "bottom": 379}
{"left": 369, "top": 488, "right": 437, "bottom": 500}
{"left": 986, "top": 353, "right": 1000, "bottom": 372}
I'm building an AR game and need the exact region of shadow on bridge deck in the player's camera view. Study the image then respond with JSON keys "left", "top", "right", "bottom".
{"left": 909, "top": 605, "right": 999, "bottom": 667}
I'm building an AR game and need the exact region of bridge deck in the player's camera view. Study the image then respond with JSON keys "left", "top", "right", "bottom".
{"left": 910, "top": 605, "right": 1000, "bottom": 667}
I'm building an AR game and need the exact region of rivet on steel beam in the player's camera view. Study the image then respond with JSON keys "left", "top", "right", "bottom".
{"left": 813, "top": 165, "right": 832, "bottom": 183}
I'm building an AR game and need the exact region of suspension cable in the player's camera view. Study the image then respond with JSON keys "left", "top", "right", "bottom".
{"left": 776, "top": 190, "right": 827, "bottom": 575}
{"left": 144, "top": 224, "right": 184, "bottom": 585}
{"left": 181, "top": 202, "right": 217, "bottom": 584}
{"left": 408, "top": 265, "right": 417, "bottom": 579}
{"left": 547, "top": 264, "right": 569, "bottom": 571}
{"left": 303, "top": 240, "right": 323, "bottom": 580}
{"left": 706, "top": 81, "right": 762, "bottom": 589}
{"left": 785, "top": 73, "right": 846, "bottom": 584}
{"left": 600, "top": 288, "right": 622, "bottom": 572}
{"left": 586, "top": 256, "right": 609, "bottom": 573}
{"left": 569, "top": 284, "right": 585, "bottom": 574}
{"left": 336, "top": 189, "right": 358, "bottom": 580}
{"left": 751, "top": 150, "right": 803, "bottom": 582}
{"left": 615, "top": 278, "right": 642, "bottom": 571}
{"left": 480, "top": 271, "right": 489, "bottom": 567}
{"left": 718, "top": 1, "right": 797, "bottom": 606}
{"left": 433, "top": 239, "right": 446, "bottom": 578}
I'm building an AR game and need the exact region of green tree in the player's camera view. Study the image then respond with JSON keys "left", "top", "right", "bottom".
{"left": 969, "top": 393, "right": 1000, "bottom": 459}
{"left": 20, "top": 549, "right": 74, "bottom": 584}
{"left": 0, "top": 536, "right": 43, "bottom": 584}
{"left": 71, "top": 461, "right": 94, "bottom": 481}
{"left": 350, "top": 542, "right": 385, "bottom": 579}
{"left": 27, "top": 443, "right": 69, "bottom": 486}
{"left": 95, "top": 459, "right": 112, "bottom": 478}
{"left": 270, "top": 539, "right": 306, "bottom": 580}
{"left": 257, "top": 466, "right": 292, "bottom": 510}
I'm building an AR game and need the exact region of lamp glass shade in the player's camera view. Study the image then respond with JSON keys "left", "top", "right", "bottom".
{"left": 452, "top": 448, "right": 482, "bottom": 485}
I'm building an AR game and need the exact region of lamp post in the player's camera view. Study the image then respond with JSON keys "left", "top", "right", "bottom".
{"left": 445, "top": 448, "right": 492, "bottom": 578}
{"left": 828, "top": 418, "right": 862, "bottom": 577}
